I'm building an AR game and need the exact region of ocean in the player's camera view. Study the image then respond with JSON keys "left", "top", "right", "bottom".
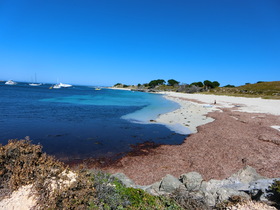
{"left": 0, "top": 82, "right": 185, "bottom": 161}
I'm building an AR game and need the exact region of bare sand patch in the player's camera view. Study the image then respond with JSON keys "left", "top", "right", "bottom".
{"left": 0, "top": 185, "right": 36, "bottom": 210}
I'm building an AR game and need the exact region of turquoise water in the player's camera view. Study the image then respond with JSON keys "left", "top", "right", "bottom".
{"left": 42, "top": 89, "right": 180, "bottom": 123}
{"left": 0, "top": 84, "right": 185, "bottom": 161}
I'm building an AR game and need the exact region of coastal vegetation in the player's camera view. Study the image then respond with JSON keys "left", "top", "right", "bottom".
{"left": 114, "top": 80, "right": 280, "bottom": 99}
{"left": 209, "top": 81, "right": 280, "bottom": 98}
{"left": 114, "top": 79, "right": 219, "bottom": 92}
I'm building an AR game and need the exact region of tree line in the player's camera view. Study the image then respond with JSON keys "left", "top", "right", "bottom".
{"left": 114, "top": 79, "right": 222, "bottom": 92}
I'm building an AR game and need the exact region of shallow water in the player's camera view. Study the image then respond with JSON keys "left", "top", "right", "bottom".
{"left": 0, "top": 83, "right": 185, "bottom": 161}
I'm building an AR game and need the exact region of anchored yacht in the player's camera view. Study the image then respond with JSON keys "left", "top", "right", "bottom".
{"left": 5, "top": 80, "right": 17, "bottom": 85}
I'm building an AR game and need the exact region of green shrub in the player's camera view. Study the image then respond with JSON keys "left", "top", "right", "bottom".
{"left": 90, "top": 170, "right": 130, "bottom": 209}
{"left": 113, "top": 183, "right": 181, "bottom": 209}
{"left": 90, "top": 170, "right": 181, "bottom": 209}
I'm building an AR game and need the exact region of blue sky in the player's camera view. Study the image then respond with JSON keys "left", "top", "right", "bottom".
{"left": 0, "top": 0, "right": 279, "bottom": 86}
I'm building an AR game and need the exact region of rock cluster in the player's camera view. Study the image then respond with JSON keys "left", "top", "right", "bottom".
{"left": 112, "top": 166, "right": 280, "bottom": 207}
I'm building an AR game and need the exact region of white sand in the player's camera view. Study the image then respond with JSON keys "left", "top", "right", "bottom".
{"left": 0, "top": 185, "right": 36, "bottom": 210}
{"left": 164, "top": 92, "right": 280, "bottom": 115}
{"left": 156, "top": 95, "right": 216, "bottom": 134}
{"left": 0, "top": 170, "right": 77, "bottom": 210}
{"left": 156, "top": 92, "right": 280, "bottom": 134}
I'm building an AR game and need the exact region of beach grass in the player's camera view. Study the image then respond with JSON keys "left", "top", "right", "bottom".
{"left": 201, "top": 91, "right": 280, "bottom": 99}
{"left": 205, "top": 81, "right": 280, "bottom": 99}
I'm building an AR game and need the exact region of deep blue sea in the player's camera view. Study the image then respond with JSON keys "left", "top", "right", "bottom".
{"left": 0, "top": 82, "right": 185, "bottom": 161}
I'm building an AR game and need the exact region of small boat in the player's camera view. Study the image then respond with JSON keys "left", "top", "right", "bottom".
{"left": 52, "top": 84, "right": 61, "bottom": 89}
{"left": 95, "top": 88, "right": 101, "bottom": 90}
{"left": 59, "top": 83, "right": 72, "bottom": 88}
{"left": 50, "top": 80, "right": 72, "bottom": 89}
{"left": 5, "top": 80, "right": 17, "bottom": 85}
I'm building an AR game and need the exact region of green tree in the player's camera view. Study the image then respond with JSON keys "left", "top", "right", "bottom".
{"left": 167, "top": 79, "right": 179, "bottom": 86}
{"left": 190, "top": 82, "right": 203, "bottom": 87}
{"left": 212, "top": 81, "right": 220, "bottom": 88}
{"left": 203, "top": 80, "right": 213, "bottom": 89}
{"left": 148, "top": 79, "right": 166, "bottom": 88}
{"left": 114, "top": 83, "right": 122, "bottom": 87}
{"left": 224, "top": 84, "right": 235, "bottom": 88}
{"left": 203, "top": 80, "right": 220, "bottom": 89}
{"left": 157, "top": 79, "right": 166, "bottom": 85}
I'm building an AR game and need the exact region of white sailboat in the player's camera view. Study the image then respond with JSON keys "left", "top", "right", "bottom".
{"left": 5, "top": 80, "right": 17, "bottom": 85}
{"left": 29, "top": 83, "right": 42, "bottom": 86}
{"left": 29, "top": 74, "right": 42, "bottom": 86}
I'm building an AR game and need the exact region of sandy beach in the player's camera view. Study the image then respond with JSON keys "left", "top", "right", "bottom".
{"left": 155, "top": 92, "right": 280, "bottom": 134}
{"left": 155, "top": 94, "right": 217, "bottom": 134}
{"left": 163, "top": 92, "right": 280, "bottom": 115}
{"left": 104, "top": 92, "right": 280, "bottom": 185}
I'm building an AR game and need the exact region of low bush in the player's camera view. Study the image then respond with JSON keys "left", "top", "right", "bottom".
{"left": 36, "top": 169, "right": 97, "bottom": 209}
{"left": 0, "top": 138, "right": 65, "bottom": 199}
{"left": 170, "top": 188, "right": 210, "bottom": 209}
{"left": 0, "top": 139, "right": 182, "bottom": 209}
{"left": 91, "top": 170, "right": 181, "bottom": 209}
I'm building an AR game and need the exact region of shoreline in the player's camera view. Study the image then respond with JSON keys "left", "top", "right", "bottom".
{"left": 155, "top": 91, "right": 280, "bottom": 134}
{"left": 102, "top": 92, "right": 280, "bottom": 185}
{"left": 106, "top": 87, "right": 134, "bottom": 91}
{"left": 105, "top": 88, "right": 280, "bottom": 139}
{"left": 107, "top": 87, "right": 217, "bottom": 135}
{"left": 155, "top": 94, "right": 217, "bottom": 134}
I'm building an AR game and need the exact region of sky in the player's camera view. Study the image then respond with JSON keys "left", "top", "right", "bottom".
{"left": 0, "top": 0, "right": 279, "bottom": 86}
